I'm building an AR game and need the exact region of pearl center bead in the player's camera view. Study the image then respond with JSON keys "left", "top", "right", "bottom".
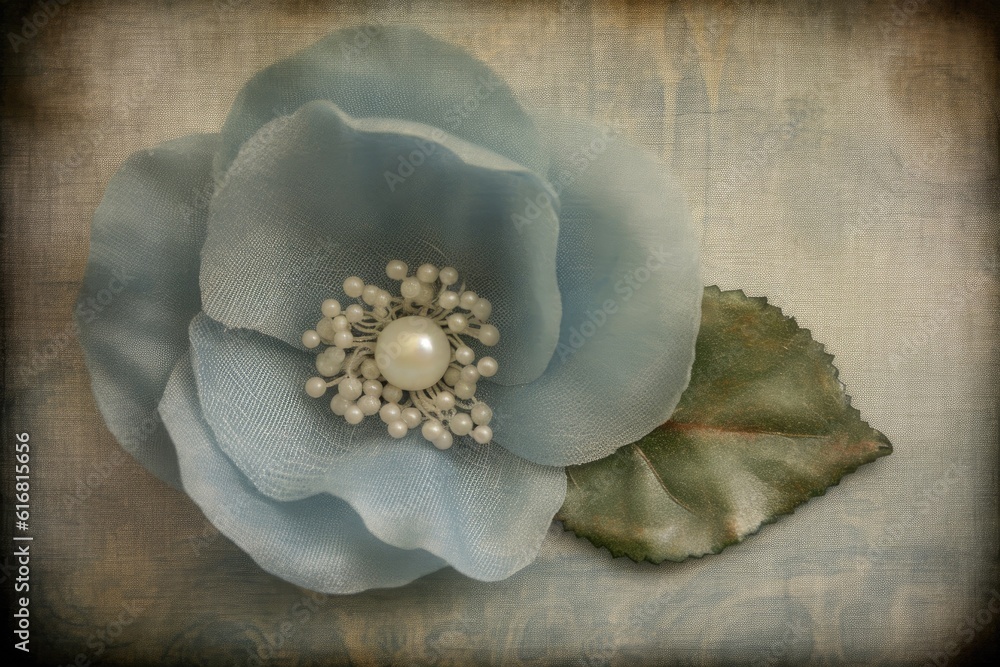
{"left": 375, "top": 316, "right": 451, "bottom": 391}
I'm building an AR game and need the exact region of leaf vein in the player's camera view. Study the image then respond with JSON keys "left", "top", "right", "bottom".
{"left": 631, "top": 444, "right": 696, "bottom": 515}
{"left": 662, "top": 421, "right": 827, "bottom": 440}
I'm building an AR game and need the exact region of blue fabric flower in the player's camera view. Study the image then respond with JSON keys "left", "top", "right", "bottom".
{"left": 76, "top": 26, "right": 702, "bottom": 593}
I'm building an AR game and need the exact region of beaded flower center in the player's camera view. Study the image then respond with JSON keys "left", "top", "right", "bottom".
{"left": 301, "top": 260, "right": 499, "bottom": 449}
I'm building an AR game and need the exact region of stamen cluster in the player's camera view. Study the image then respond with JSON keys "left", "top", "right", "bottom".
{"left": 302, "top": 260, "right": 499, "bottom": 449}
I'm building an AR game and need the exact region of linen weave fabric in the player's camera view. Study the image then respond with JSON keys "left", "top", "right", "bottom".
{"left": 2, "top": 0, "right": 996, "bottom": 664}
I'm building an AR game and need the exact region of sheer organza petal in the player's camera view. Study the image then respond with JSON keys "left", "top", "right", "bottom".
{"left": 479, "top": 120, "right": 702, "bottom": 466}
{"left": 76, "top": 134, "right": 218, "bottom": 486}
{"left": 215, "top": 25, "right": 547, "bottom": 180}
{"left": 159, "top": 351, "right": 447, "bottom": 593}
{"left": 201, "top": 100, "right": 560, "bottom": 385}
{"left": 188, "top": 312, "right": 567, "bottom": 581}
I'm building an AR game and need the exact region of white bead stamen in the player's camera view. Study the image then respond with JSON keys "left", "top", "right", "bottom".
{"left": 302, "top": 260, "right": 500, "bottom": 448}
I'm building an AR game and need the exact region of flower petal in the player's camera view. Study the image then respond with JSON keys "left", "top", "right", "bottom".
{"left": 480, "top": 121, "right": 702, "bottom": 466}
{"left": 215, "top": 26, "right": 546, "bottom": 179}
{"left": 76, "top": 134, "right": 218, "bottom": 487}
{"left": 201, "top": 100, "right": 561, "bottom": 385}
{"left": 188, "top": 312, "right": 567, "bottom": 582}
{"left": 159, "top": 351, "right": 446, "bottom": 593}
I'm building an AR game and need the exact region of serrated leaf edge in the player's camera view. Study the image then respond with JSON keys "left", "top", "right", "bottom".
{"left": 701, "top": 286, "right": 892, "bottom": 452}
{"left": 557, "top": 285, "right": 893, "bottom": 564}
{"left": 557, "top": 444, "right": 890, "bottom": 564}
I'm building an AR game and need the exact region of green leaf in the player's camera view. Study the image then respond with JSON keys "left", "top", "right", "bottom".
{"left": 556, "top": 286, "right": 892, "bottom": 563}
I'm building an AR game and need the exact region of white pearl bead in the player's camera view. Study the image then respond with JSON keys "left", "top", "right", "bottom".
{"left": 433, "top": 431, "right": 453, "bottom": 450}
{"left": 478, "top": 324, "right": 500, "bottom": 346}
{"left": 358, "top": 395, "right": 381, "bottom": 416}
{"left": 316, "top": 318, "right": 337, "bottom": 340}
{"left": 301, "top": 330, "right": 321, "bottom": 349}
{"left": 401, "top": 408, "right": 422, "bottom": 428}
{"left": 460, "top": 365, "right": 480, "bottom": 383}
{"left": 345, "top": 304, "right": 365, "bottom": 323}
{"left": 460, "top": 291, "right": 479, "bottom": 310}
{"left": 421, "top": 419, "right": 445, "bottom": 442}
{"left": 386, "top": 260, "right": 408, "bottom": 280}
{"left": 315, "top": 355, "right": 341, "bottom": 377}
{"left": 450, "top": 413, "right": 473, "bottom": 436}
{"left": 332, "top": 315, "right": 350, "bottom": 332}
{"left": 379, "top": 402, "right": 401, "bottom": 424}
{"left": 400, "top": 277, "right": 421, "bottom": 299}
{"left": 305, "top": 377, "right": 327, "bottom": 398}
{"left": 324, "top": 347, "right": 346, "bottom": 365}
{"left": 417, "top": 283, "right": 435, "bottom": 305}
{"left": 330, "top": 394, "right": 350, "bottom": 415}
{"left": 471, "top": 298, "right": 492, "bottom": 322}
{"left": 387, "top": 420, "right": 409, "bottom": 439}
{"left": 375, "top": 316, "right": 451, "bottom": 391}
{"left": 453, "top": 381, "right": 476, "bottom": 400}
{"left": 382, "top": 384, "right": 403, "bottom": 404}
{"left": 374, "top": 290, "right": 391, "bottom": 308}
{"left": 362, "top": 284, "right": 379, "bottom": 305}
{"left": 334, "top": 331, "right": 354, "bottom": 348}
{"left": 362, "top": 380, "right": 383, "bottom": 397}
{"left": 344, "top": 404, "right": 365, "bottom": 425}
{"left": 343, "top": 276, "right": 364, "bottom": 298}
{"left": 321, "top": 299, "right": 341, "bottom": 318}
{"left": 438, "top": 290, "right": 459, "bottom": 310}
{"left": 443, "top": 367, "right": 460, "bottom": 386}
{"left": 438, "top": 266, "right": 458, "bottom": 286}
{"left": 471, "top": 403, "right": 493, "bottom": 425}
{"left": 446, "top": 313, "right": 467, "bottom": 333}
{"left": 454, "top": 346, "right": 475, "bottom": 366}
{"left": 476, "top": 356, "right": 498, "bottom": 377}
{"left": 361, "top": 359, "right": 381, "bottom": 380}
{"left": 434, "top": 391, "right": 456, "bottom": 411}
{"left": 416, "top": 263, "right": 439, "bottom": 283}
{"left": 472, "top": 425, "right": 493, "bottom": 444}
{"left": 338, "top": 378, "right": 362, "bottom": 400}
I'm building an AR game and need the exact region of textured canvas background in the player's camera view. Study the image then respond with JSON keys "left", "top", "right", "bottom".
{"left": 2, "top": 0, "right": 997, "bottom": 664}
